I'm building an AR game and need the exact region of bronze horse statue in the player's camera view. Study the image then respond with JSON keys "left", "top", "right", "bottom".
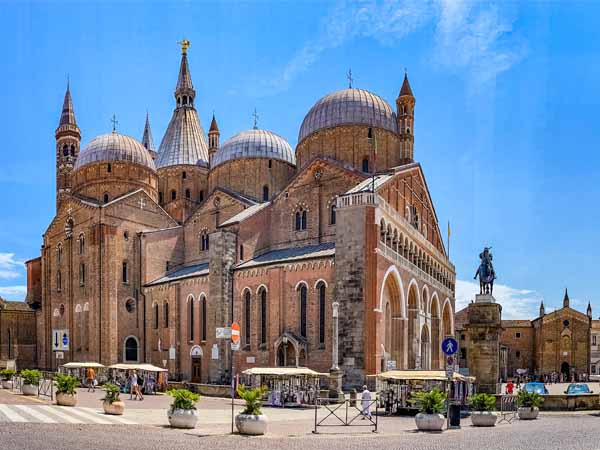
{"left": 474, "top": 247, "right": 496, "bottom": 295}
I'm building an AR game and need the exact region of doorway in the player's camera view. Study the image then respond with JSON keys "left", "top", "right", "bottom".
{"left": 191, "top": 357, "right": 202, "bottom": 383}
{"left": 561, "top": 362, "right": 570, "bottom": 380}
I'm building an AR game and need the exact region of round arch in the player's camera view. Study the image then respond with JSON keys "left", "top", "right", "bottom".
{"left": 314, "top": 279, "right": 328, "bottom": 289}
{"left": 123, "top": 335, "right": 140, "bottom": 362}
{"left": 407, "top": 279, "right": 421, "bottom": 312}
{"left": 442, "top": 298, "right": 454, "bottom": 335}
{"left": 294, "top": 280, "right": 309, "bottom": 291}
{"left": 421, "top": 285, "right": 430, "bottom": 314}
{"left": 256, "top": 284, "right": 269, "bottom": 294}
{"left": 378, "top": 265, "right": 406, "bottom": 318}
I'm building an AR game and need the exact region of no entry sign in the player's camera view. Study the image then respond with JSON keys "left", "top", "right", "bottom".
{"left": 231, "top": 321, "right": 240, "bottom": 347}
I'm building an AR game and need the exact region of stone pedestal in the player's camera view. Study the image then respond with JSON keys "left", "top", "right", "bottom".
{"left": 465, "top": 296, "right": 503, "bottom": 394}
{"left": 328, "top": 369, "right": 344, "bottom": 400}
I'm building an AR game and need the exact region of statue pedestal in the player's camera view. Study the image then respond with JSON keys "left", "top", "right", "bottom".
{"left": 328, "top": 369, "right": 344, "bottom": 401}
{"left": 465, "top": 297, "right": 503, "bottom": 394}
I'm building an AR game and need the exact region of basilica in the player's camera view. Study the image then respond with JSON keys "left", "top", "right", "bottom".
{"left": 23, "top": 43, "right": 456, "bottom": 387}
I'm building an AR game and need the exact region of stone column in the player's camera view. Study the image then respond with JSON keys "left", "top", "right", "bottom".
{"left": 329, "top": 301, "right": 344, "bottom": 399}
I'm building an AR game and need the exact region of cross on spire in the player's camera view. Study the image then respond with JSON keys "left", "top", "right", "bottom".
{"left": 252, "top": 108, "right": 259, "bottom": 129}
{"left": 347, "top": 69, "right": 353, "bottom": 88}
{"left": 111, "top": 114, "right": 118, "bottom": 133}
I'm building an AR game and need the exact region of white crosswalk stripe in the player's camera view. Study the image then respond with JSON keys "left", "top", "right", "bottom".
{"left": 0, "top": 404, "right": 138, "bottom": 425}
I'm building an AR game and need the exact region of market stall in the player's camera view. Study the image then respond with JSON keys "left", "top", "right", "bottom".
{"left": 241, "top": 367, "right": 327, "bottom": 407}
{"left": 108, "top": 363, "right": 169, "bottom": 394}
{"left": 372, "top": 370, "right": 476, "bottom": 415}
{"left": 59, "top": 362, "right": 107, "bottom": 385}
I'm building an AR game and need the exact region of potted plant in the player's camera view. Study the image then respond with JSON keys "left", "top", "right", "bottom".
{"left": 20, "top": 369, "right": 41, "bottom": 396}
{"left": 166, "top": 388, "right": 199, "bottom": 429}
{"left": 55, "top": 373, "right": 79, "bottom": 406}
{"left": 469, "top": 393, "right": 497, "bottom": 426}
{"left": 235, "top": 384, "right": 268, "bottom": 435}
{"left": 516, "top": 390, "right": 543, "bottom": 420}
{"left": 102, "top": 383, "right": 125, "bottom": 415}
{"left": 410, "top": 388, "right": 447, "bottom": 431}
{"left": 1, "top": 369, "right": 16, "bottom": 389}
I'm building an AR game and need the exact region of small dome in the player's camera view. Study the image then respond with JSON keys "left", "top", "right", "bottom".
{"left": 212, "top": 129, "right": 295, "bottom": 169}
{"left": 75, "top": 133, "right": 156, "bottom": 171}
{"left": 298, "top": 88, "right": 397, "bottom": 143}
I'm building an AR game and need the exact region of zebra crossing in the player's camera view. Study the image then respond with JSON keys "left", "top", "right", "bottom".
{"left": 0, "top": 404, "right": 137, "bottom": 425}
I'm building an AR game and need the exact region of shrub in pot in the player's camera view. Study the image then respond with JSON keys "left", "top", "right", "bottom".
{"left": 235, "top": 384, "right": 268, "bottom": 435}
{"left": 410, "top": 388, "right": 447, "bottom": 432}
{"left": 516, "top": 390, "right": 543, "bottom": 420}
{"left": 102, "top": 383, "right": 125, "bottom": 415}
{"left": 55, "top": 374, "right": 79, "bottom": 406}
{"left": 20, "top": 369, "right": 41, "bottom": 396}
{"left": 1, "top": 369, "right": 16, "bottom": 389}
{"left": 469, "top": 393, "right": 497, "bottom": 427}
{"left": 167, "top": 389, "right": 199, "bottom": 428}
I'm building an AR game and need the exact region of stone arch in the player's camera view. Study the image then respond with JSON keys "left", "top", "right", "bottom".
{"left": 421, "top": 285, "right": 429, "bottom": 314}
{"left": 407, "top": 279, "right": 420, "bottom": 368}
{"left": 255, "top": 284, "right": 269, "bottom": 294}
{"left": 442, "top": 298, "right": 454, "bottom": 337}
{"left": 314, "top": 278, "right": 328, "bottom": 289}
{"left": 420, "top": 324, "right": 431, "bottom": 370}
{"left": 430, "top": 293, "right": 441, "bottom": 369}
{"left": 123, "top": 335, "right": 140, "bottom": 362}
{"left": 379, "top": 265, "right": 407, "bottom": 370}
{"left": 294, "top": 280, "right": 309, "bottom": 291}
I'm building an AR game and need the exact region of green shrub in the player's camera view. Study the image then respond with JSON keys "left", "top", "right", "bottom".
{"left": 167, "top": 389, "right": 199, "bottom": 411}
{"left": 20, "top": 369, "right": 41, "bottom": 386}
{"left": 0, "top": 369, "right": 16, "bottom": 380}
{"left": 516, "top": 390, "right": 543, "bottom": 409}
{"left": 55, "top": 374, "right": 79, "bottom": 395}
{"left": 102, "top": 383, "right": 121, "bottom": 404}
{"left": 409, "top": 388, "right": 447, "bottom": 414}
{"left": 236, "top": 384, "right": 267, "bottom": 416}
{"left": 469, "top": 393, "right": 496, "bottom": 412}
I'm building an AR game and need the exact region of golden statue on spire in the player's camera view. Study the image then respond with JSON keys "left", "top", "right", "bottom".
{"left": 178, "top": 39, "right": 190, "bottom": 55}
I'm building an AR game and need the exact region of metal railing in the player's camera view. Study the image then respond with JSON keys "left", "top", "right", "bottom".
{"left": 313, "top": 397, "right": 378, "bottom": 433}
{"left": 38, "top": 377, "right": 54, "bottom": 401}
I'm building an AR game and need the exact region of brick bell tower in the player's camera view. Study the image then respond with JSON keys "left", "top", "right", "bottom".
{"left": 55, "top": 80, "right": 81, "bottom": 211}
{"left": 396, "top": 71, "right": 415, "bottom": 163}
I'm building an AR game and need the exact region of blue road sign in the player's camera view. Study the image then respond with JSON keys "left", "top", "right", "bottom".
{"left": 62, "top": 334, "right": 69, "bottom": 346}
{"left": 442, "top": 337, "right": 458, "bottom": 356}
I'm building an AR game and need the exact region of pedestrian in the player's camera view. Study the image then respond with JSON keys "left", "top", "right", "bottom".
{"left": 87, "top": 367, "right": 96, "bottom": 392}
{"left": 361, "top": 385, "right": 372, "bottom": 420}
{"left": 128, "top": 370, "right": 137, "bottom": 400}
{"left": 506, "top": 380, "right": 514, "bottom": 395}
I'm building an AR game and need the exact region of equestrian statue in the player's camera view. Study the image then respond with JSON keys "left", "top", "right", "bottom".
{"left": 474, "top": 247, "right": 496, "bottom": 295}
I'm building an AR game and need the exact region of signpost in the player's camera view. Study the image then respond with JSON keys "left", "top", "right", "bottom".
{"left": 230, "top": 321, "right": 240, "bottom": 434}
{"left": 441, "top": 337, "right": 459, "bottom": 430}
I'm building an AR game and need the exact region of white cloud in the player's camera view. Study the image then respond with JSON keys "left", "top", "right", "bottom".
{"left": 0, "top": 285, "right": 27, "bottom": 298}
{"left": 266, "top": 0, "right": 526, "bottom": 94}
{"left": 0, "top": 253, "right": 23, "bottom": 280}
{"left": 455, "top": 279, "right": 542, "bottom": 320}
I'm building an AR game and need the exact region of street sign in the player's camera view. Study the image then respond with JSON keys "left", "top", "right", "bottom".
{"left": 216, "top": 327, "right": 232, "bottom": 339}
{"left": 55, "top": 352, "right": 64, "bottom": 360}
{"left": 231, "top": 321, "right": 240, "bottom": 346}
{"left": 52, "top": 329, "right": 69, "bottom": 351}
{"left": 386, "top": 360, "right": 397, "bottom": 370}
{"left": 442, "top": 337, "right": 458, "bottom": 356}
{"left": 446, "top": 355, "right": 455, "bottom": 378}
{"left": 231, "top": 341, "right": 240, "bottom": 351}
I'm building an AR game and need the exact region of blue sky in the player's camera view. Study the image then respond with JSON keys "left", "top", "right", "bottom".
{"left": 1, "top": 1, "right": 599, "bottom": 319}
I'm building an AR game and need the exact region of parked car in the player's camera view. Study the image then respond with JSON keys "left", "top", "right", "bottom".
{"left": 522, "top": 382, "right": 549, "bottom": 395}
{"left": 565, "top": 383, "right": 593, "bottom": 394}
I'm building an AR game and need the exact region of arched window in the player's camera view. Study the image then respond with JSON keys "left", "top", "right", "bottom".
{"left": 199, "top": 191, "right": 204, "bottom": 202}
{"left": 201, "top": 296, "right": 207, "bottom": 341}
{"left": 302, "top": 210, "right": 307, "bottom": 230}
{"left": 240, "top": 245, "right": 244, "bottom": 261}
{"left": 189, "top": 297, "right": 195, "bottom": 342}
{"left": 154, "top": 303, "right": 159, "bottom": 329}
{"left": 262, "top": 185, "right": 269, "bottom": 201}
{"left": 362, "top": 158, "right": 369, "bottom": 172}
{"left": 260, "top": 289, "right": 267, "bottom": 346}
{"left": 295, "top": 208, "right": 307, "bottom": 231}
{"left": 318, "top": 282, "right": 326, "bottom": 345}
{"left": 182, "top": 171, "right": 187, "bottom": 179}
{"left": 244, "top": 290, "right": 251, "bottom": 348}
{"left": 164, "top": 302, "right": 169, "bottom": 328}
{"left": 103, "top": 193, "right": 109, "bottom": 204}
{"left": 171, "top": 190, "right": 177, "bottom": 201}
{"left": 62, "top": 144, "right": 69, "bottom": 156}
{"left": 57, "top": 244, "right": 63, "bottom": 264}
{"left": 185, "top": 189, "right": 191, "bottom": 199}
{"left": 79, "top": 263, "right": 86, "bottom": 286}
{"left": 330, "top": 204, "right": 336, "bottom": 225}
{"left": 56, "top": 270, "right": 62, "bottom": 292}
{"left": 200, "top": 231, "right": 209, "bottom": 251}
{"left": 124, "top": 337, "right": 138, "bottom": 362}
{"left": 78, "top": 234, "right": 85, "bottom": 255}
{"left": 122, "top": 261, "right": 128, "bottom": 284}
{"left": 299, "top": 284, "right": 307, "bottom": 338}
{"left": 295, "top": 211, "right": 301, "bottom": 231}
{"left": 70, "top": 145, "right": 76, "bottom": 157}
{"left": 107, "top": 163, "right": 112, "bottom": 173}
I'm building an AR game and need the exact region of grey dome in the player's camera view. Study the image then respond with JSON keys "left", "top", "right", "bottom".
{"left": 212, "top": 129, "right": 295, "bottom": 168}
{"left": 298, "top": 88, "right": 397, "bottom": 143}
{"left": 75, "top": 133, "right": 156, "bottom": 171}
{"left": 156, "top": 108, "right": 209, "bottom": 168}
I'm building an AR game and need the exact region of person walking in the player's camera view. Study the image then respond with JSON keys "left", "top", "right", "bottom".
{"left": 361, "top": 385, "right": 372, "bottom": 420}
{"left": 86, "top": 367, "right": 96, "bottom": 393}
{"left": 128, "top": 371, "right": 137, "bottom": 400}
{"left": 506, "top": 380, "right": 514, "bottom": 395}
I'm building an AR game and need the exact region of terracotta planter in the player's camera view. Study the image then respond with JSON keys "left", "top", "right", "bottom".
{"left": 518, "top": 407, "right": 539, "bottom": 420}
{"left": 103, "top": 401, "right": 125, "bottom": 415}
{"left": 471, "top": 411, "right": 497, "bottom": 427}
{"left": 22, "top": 384, "right": 38, "bottom": 396}
{"left": 167, "top": 408, "right": 198, "bottom": 429}
{"left": 235, "top": 414, "right": 268, "bottom": 435}
{"left": 415, "top": 413, "right": 445, "bottom": 431}
{"left": 1, "top": 380, "right": 12, "bottom": 389}
{"left": 56, "top": 392, "right": 78, "bottom": 406}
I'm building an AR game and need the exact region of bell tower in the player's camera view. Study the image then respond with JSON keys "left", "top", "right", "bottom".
{"left": 55, "top": 80, "right": 81, "bottom": 212}
{"left": 396, "top": 71, "right": 415, "bottom": 163}
{"left": 208, "top": 113, "right": 220, "bottom": 166}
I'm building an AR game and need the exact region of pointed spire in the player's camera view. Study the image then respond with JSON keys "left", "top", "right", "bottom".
{"left": 399, "top": 70, "right": 414, "bottom": 97}
{"left": 175, "top": 40, "right": 194, "bottom": 99}
{"left": 587, "top": 300, "right": 592, "bottom": 318}
{"left": 209, "top": 113, "right": 219, "bottom": 133}
{"left": 141, "top": 111, "right": 156, "bottom": 152}
{"left": 540, "top": 300, "right": 545, "bottom": 317}
{"left": 58, "top": 78, "right": 77, "bottom": 127}
{"left": 563, "top": 288, "right": 570, "bottom": 308}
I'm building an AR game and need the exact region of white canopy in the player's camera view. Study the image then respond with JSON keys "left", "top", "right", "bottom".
{"left": 61, "top": 362, "right": 105, "bottom": 369}
{"left": 371, "top": 370, "right": 474, "bottom": 382}
{"left": 242, "top": 367, "right": 327, "bottom": 377}
{"left": 108, "top": 363, "right": 168, "bottom": 372}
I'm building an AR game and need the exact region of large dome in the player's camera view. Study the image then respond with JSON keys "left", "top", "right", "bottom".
{"left": 298, "top": 88, "right": 397, "bottom": 143}
{"left": 75, "top": 133, "right": 156, "bottom": 171}
{"left": 212, "top": 129, "right": 295, "bottom": 168}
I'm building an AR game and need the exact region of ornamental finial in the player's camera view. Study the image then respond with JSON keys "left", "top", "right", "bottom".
{"left": 178, "top": 39, "right": 190, "bottom": 55}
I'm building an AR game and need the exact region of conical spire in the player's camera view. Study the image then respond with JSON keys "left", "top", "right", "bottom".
{"left": 209, "top": 113, "right": 219, "bottom": 132}
{"left": 175, "top": 40, "right": 194, "bottom": 100}
{"left": 141, "top": 112, "right": 156, "bottom": 152}
{"left": 563, "top": 288, "right": 570, "bottom": 308}
{"left": 540, "top": 300, "right": 545, "bottom": 317}
{"left": 587, "top": 300, "right": 592, "bottom": 318}
{"left": 399, "top": 71, "right": 414, "bottom": 97}
{"left": 58, "top": 79, "right": 77, "bottom": 127}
